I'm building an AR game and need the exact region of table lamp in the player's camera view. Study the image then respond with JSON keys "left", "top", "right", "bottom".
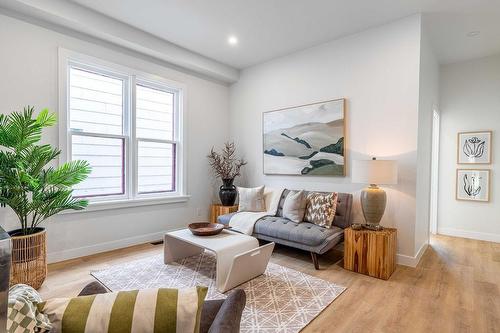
{"left": 352, "top": 158, "right": 398, "bottom": 230}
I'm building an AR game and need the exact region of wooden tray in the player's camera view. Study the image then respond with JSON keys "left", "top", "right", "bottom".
{"left": 188, "top": 222, "right": 224, "bottom": 236}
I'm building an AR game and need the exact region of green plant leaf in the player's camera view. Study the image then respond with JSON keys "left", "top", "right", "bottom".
{"left": 46, "top": 160, "right": 91, "bottom": 187}
{"left": 35, "top": 108, "right": 57, "bottom": 127}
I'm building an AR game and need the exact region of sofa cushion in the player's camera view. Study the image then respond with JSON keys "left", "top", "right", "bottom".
{"left": 282, "top": 190, "right": 306, "bottom": 223}
{"left": 304, "top": 192, "right": 338, "bottom": 228}
{"left": 253, "top": 216, "right": 343, "bottom": 247}
{"left": 276, "top": 189, "right": 291, "bottom": 217}
{"left": 332, "top": 193, "right": 352, "bottom": 229}
{"left": 277, "top": 190, "right": 352, "bottom": 229}
{"left": 237, "top": 186, "right": 265, "bottom": 212}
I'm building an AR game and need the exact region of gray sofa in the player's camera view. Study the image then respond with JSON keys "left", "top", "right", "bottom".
{"left": 218, "top": 189, "right": 353, "bottom": 269}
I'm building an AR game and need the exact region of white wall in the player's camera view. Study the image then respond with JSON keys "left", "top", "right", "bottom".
{"left": 414, "top": 22, "right": 439, "bottom": 255}
{"left": 438, "top": 55, "right": 500, "bottom": 242}
{"left": 230, "top": 15, "right": 425, "bottom": 262}
{"left": 0, "top": 14, "right": 230, "bottom": 262}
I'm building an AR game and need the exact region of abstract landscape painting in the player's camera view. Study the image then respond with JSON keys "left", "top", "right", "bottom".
{"left": 263, "top": 98, "right": 345, "bottom": 176}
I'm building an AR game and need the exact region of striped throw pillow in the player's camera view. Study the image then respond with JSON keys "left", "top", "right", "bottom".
{"left": 38, "top": 286, "right": 207, "bottom": 333}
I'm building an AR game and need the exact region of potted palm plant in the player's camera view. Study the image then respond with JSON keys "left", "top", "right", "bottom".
{"left": 0, "top": 107, "right": 91, "bottom": 289}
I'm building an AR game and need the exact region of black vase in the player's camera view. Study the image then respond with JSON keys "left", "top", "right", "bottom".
{"left": 219, "top": 178, "right": 237, "bottom": 206}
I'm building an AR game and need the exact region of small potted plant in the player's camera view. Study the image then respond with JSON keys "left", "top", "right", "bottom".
{"left": 207, "top": 142, "right": 247, "bottom": 206}
{"left": 0, "top": 107, "right": 91, "bottom": 289}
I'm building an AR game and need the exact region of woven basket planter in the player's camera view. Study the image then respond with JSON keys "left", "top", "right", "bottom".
{"left": 8, "top": 228, "right": 47, "bottom": 290}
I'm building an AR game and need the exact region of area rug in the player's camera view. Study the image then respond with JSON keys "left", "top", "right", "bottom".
{"left": 91, "top": 252, "right": 346, "bottom": 333}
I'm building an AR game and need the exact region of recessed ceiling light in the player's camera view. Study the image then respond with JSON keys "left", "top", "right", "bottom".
{"left": 227, "top": 35, "right": 238, "bottom": 46}
{"left": 466, "top": 31, "right": 481, "bottom": 37}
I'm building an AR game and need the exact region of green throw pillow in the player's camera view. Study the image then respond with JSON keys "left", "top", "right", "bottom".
{"left": 38, "top": 286, "right": 207, "bottom": 333}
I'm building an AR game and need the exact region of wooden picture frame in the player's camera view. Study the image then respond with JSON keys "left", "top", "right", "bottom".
{"left": 457, "top": 131, "right": 492, "bottom": 164}
{"left": 262, "top": 98, "right": 346, "bottom": 176}
{"left": 456, "top": 169, "right": 491, "bottom": 202}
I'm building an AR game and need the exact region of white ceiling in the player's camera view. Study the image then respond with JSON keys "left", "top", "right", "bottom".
{"left": 64, "top": 0, "right": 500, "bottom": 68}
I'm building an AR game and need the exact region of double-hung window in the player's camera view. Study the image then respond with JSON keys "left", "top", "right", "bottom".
{"left": 60, "top": 50, "right": 185, "bottom": 207}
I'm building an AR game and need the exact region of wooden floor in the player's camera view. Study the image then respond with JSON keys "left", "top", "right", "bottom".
{"left": 40, "top": 234, "right": 500, "bottom": 333}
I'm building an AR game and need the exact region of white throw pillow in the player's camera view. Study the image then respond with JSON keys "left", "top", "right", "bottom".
{"left": 263, "top": 187, "right": 284, "bottom": 215}
{"left": 282, "top": 190, "right": 307, "bottom": 223}
{"left": 238, "top": 186, "right": 265, "bottom": 212}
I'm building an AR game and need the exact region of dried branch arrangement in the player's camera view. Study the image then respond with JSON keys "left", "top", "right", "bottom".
{"left": 207, "top": 142, "right": 247, "bottom": 180}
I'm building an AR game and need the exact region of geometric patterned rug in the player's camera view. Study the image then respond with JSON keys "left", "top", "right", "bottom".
{"left": 91, "top": 252, "right": 346, "bottom": 333}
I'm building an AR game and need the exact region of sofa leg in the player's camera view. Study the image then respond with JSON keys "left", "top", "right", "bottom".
{"left": 310, "top": 252, "right": 319, "bottom": 270}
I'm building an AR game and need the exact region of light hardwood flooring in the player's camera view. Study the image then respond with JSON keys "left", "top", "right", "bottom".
{"left": 40, "top": 235, "right": 500, "bottom": 332}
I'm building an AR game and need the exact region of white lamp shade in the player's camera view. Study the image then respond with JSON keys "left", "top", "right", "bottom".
{"left": 351, "top": 159, "right": 398, "bottom": 185}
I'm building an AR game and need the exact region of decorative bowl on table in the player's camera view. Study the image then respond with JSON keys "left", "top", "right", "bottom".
{"left": 188, "top": 222, "right": 225, "bottom": 236}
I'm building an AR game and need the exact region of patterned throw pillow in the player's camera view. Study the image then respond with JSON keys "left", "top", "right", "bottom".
{"left": 8, "top": 284, "right": 51, "bottom": 333}
{"left": 38, "top": 286, "right": 207, "bottom": 333}
{"left": 304, "top": 192, "right": 338, "bottom": 228}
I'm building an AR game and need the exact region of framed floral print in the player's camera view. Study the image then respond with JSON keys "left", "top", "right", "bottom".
{"left": 457, "top": 131, "right": 492, "bottom": 164}
{"left": 456, "top": 169, "right": 490, "bottom": 202}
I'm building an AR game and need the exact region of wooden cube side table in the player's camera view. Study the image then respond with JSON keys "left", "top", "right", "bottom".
{"left": 210, "top": 204, "right": 238, "bottom": 224}
{"left": 344, "top": 227, "right": 397, "bottom": 280}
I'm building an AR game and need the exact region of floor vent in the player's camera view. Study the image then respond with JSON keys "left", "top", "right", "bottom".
{"left": 150, "top": 240, "right": 164, "bottom": 246}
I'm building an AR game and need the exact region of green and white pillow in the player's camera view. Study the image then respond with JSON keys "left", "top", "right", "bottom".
{"left": 8, "top": 284, "right": 52, "bottom": 333}
{"left": 38, "top": 286, "right": 207, "bottom": 333}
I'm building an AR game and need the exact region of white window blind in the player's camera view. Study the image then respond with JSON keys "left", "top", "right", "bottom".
{"left": 64, "top": 58, "right": 183, "bottom": 203}
{"left": 69, "top": 67, "right": 125, "bottom": 198}
{"left": 136, "top": 84, "right": 176, "bottom": 193}
{"left": 70, "top": 68, "right": 123, "bottom": 135}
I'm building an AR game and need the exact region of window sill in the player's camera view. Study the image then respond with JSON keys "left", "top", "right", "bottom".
{"left": 60, "top": 195, "right": 191, "bottom": 214}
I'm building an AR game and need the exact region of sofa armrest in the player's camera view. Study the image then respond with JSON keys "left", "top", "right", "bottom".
{"left": 217, "top": 212, "right": 238, "bottom": 225}
{"left": 200, "top": 299, "right": 224, "bottom": 333}
{"left": 208, "top": 289, "right": 246, "bottom": 333}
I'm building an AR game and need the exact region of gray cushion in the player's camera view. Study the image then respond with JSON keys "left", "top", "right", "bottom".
{"left": 253, "top": 216, "right": 343, "bottom": 247}
{"left": 276, "top": 189, "right": 291, "bottom": 217}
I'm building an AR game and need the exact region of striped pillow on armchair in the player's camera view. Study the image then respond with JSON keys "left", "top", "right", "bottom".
{"left": 38, "top": 286, "right": 207, "bottom": 333}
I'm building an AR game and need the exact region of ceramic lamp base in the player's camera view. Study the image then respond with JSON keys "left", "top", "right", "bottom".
{"left": 364, "top": 223, "right": 384, "bottom": 231}
{"left": 360, "top": 184, "right": 387, "bottom": 230}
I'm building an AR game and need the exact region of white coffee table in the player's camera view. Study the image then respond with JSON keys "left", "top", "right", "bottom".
{"left": 164, "top": 228, "right": 274, "bottom": 292}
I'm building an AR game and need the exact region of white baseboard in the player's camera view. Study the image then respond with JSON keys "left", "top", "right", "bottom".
{"left": 47, "top": 231, "right": 437, "bottom": 268}
{"left": 396, "top": 242, "right": 428, "bottom": 267}
{"left": 47, "top": 231, "right": 165, "bottom": 264}
{"left": 438, "top": 227, "right": 500, "bottom": 243}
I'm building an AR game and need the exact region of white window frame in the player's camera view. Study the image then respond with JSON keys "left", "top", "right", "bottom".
{"left": 58, "top": 48, "right": 189, "bottom": 212}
